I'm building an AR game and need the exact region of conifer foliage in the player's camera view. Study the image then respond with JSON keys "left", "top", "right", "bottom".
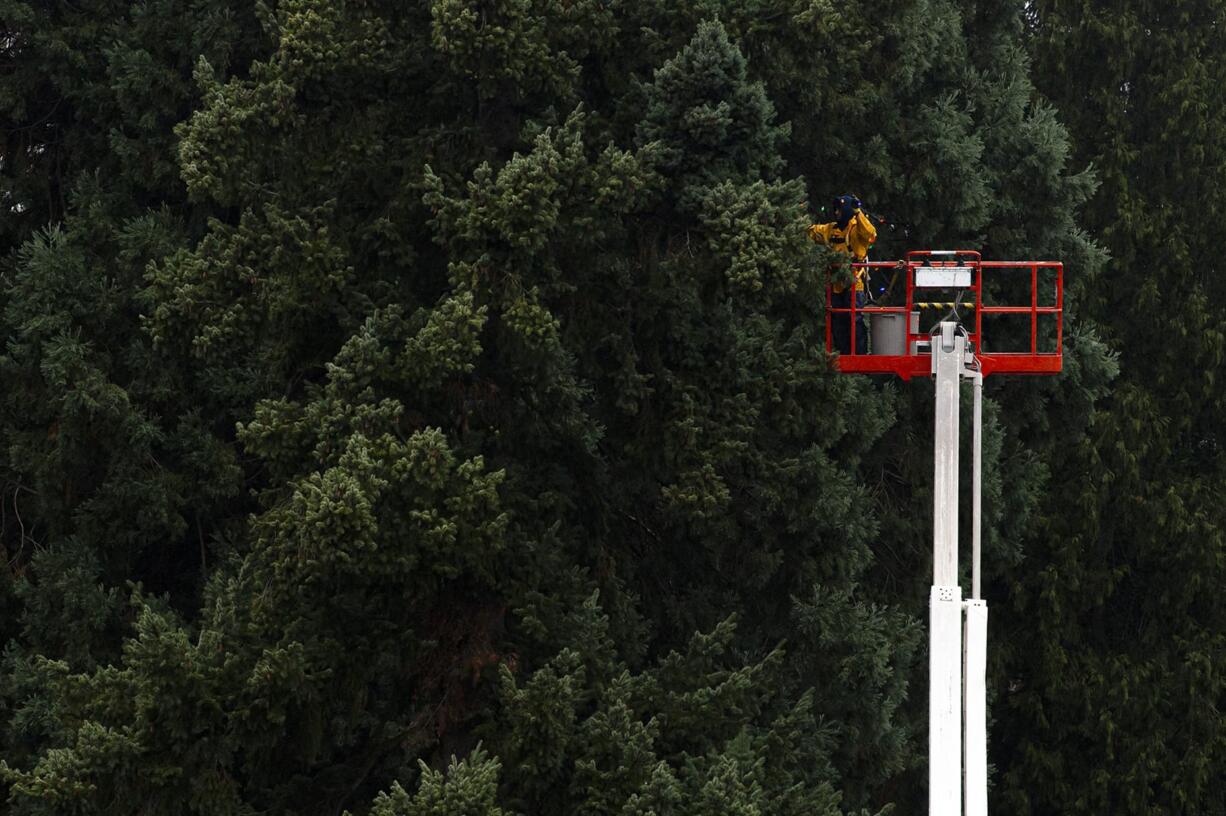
{"left": 995, "top": 2, "right": 1226, "bottom": 812}
{"left": 0, "top": 1, "right": 1135, "bottom": 814}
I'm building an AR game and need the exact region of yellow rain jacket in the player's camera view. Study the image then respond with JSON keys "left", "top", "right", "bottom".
{"left": 808, "top": 209, "right": 877, "bottom": 292}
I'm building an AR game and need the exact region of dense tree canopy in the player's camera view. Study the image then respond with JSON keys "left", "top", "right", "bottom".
{"left": 998, "top": 1, "right": 1226, "bottom": 811}
{"left": 0, "top": 1, "right": 1213, "bottom": 814}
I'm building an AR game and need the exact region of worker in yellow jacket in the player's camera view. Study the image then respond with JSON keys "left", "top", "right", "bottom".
{"left": 809, "top": 194, "right": 877, "bottom": 354}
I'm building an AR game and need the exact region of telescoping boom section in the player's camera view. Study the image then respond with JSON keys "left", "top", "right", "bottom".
{"left": 826, "top": 250, "right": 1063, "bottom": 378}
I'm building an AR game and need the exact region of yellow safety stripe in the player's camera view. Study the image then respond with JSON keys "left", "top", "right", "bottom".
{"left": 915, "top": 302, "right": 976, "bottom": 309}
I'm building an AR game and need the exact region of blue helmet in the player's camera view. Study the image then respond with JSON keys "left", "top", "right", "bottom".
{"left": 832, "top": 194, "right": 861, "bottom": 228}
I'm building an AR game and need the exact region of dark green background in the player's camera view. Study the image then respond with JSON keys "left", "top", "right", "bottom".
{"left": 1, "top": 1, "right": 1220, "bottom": 813}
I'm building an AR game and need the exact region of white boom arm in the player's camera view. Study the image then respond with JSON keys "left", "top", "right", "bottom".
{"left": 929, "top": 322, "right": 989, "bottom": 816}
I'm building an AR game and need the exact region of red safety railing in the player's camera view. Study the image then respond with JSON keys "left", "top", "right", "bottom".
{"left": 826, "top": 250, "right": 1063, "bottom": 380}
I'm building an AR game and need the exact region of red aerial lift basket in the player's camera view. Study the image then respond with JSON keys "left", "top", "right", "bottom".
{"left": 827, "top": 250, "right": 1063, "bottom": 380}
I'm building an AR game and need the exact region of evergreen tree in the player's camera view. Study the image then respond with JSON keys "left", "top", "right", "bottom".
{"left": 1, "top": 1, "right": 1113, "bottom": 814}
{"left": 2, "top": 10, "right": 906, "bottom": 813}
{"left": 990, "top": 1, "right": 1226, "bottom": 812}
